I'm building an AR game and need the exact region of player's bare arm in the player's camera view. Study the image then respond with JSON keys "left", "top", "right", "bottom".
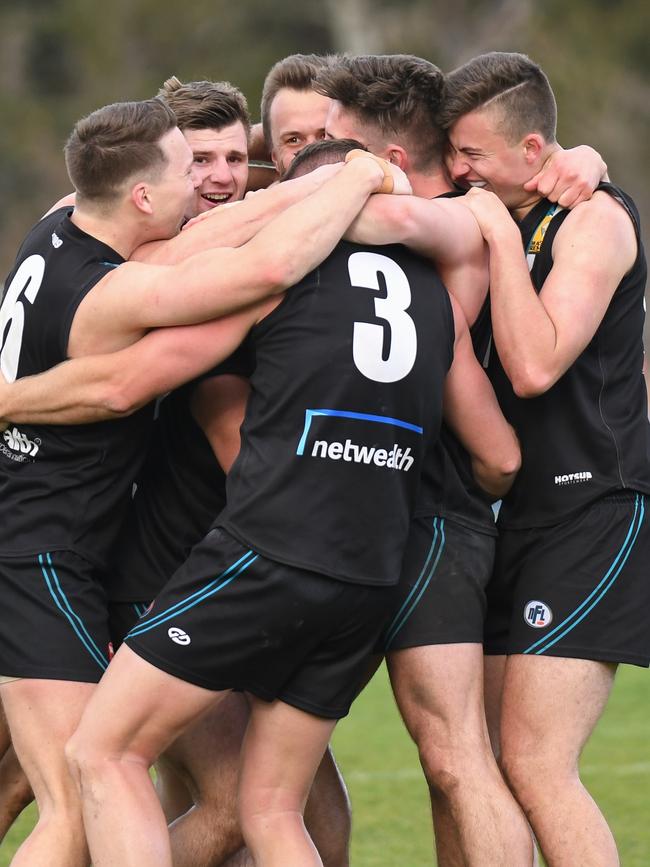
{"left": 347, "top": 194, "right": 489, "bottom": 324}
{"left": 442, "top": 296, "right": 521, "bottom": 498}
{"left": 133, "top": 163, "right": 339, "bottom": 265}
{"left": 464, "top": 187, "right": 637, "bottom": 396}
{"left": 70, "top": 156, "right": 394, "bottom": 354}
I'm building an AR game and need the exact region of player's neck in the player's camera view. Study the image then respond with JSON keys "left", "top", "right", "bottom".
{"left": 409, "top": 167, "right": 453, "bottom": 199}
{"left": 69, "top": 206, "right": 140, "bottom": 259}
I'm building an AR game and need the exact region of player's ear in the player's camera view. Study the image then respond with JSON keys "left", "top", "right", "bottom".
{"left": 384, "top": 144, "right": 409, "bottom": 172}
{"left": 523, "top": 134, "right": 545, "bottom": 165}
{"left": 131, "top": 182, "right": 153, "bottom": 215}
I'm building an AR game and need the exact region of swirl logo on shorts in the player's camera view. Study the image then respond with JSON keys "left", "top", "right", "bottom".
{"left": 524, "top": 601, "right": 553, "bottom": 629}
{"left": 168, "top": 627, "right": 191, "bottom": 646}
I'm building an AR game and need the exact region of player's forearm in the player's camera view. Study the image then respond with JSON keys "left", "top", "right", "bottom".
{"left": 133, "top": 171, "right": 331, "bottom": 265}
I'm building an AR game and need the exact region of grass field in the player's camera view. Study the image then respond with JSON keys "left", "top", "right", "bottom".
{"left": 1, "top": 663, "right": 648, "bottom": 865}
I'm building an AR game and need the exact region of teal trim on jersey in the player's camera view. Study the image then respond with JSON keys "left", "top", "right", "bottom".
{"left": 383, "top": 518, "right": 446, "bottom": 651}
{"left": 524, "top": 494, "right": 644, "bottom": 655}
{"left": 39, "top": 553, "right": 108, "bottom": 670}
{"left": 127, "top": 549, "right": 258, "bottom": 638}
{"left": 133, "top": 603, "right": 149, "bottom": 618}
{"left": 296, "top": 408, "right": 423, "bottom": 456}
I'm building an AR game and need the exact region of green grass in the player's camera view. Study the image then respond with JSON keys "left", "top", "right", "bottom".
{"left": 1, "top": 664, "right": 648, "bottom": 866}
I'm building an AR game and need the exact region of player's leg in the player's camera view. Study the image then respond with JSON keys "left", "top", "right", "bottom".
{"left": 385, "top": 517, "right": 533, "bottom": 867}
{"left": 499, "top": 655, "right": 618, "bottom": 866}
{"left": 0, "top": 697, "right": 33, "bottom": 842}
{"left": 389, "top": 644, "right": 533, "bottom": 867}
{"left": 238, "top": 696, "right": 336, "bottom": 867}
{"left": 1, "top": 678, "right": 94, "bottom": 867}
{"left": 303, "top": 747, "right": 351, "bottom": 867}
{"left": 66, "top": 643, "right": 226, "bottom": 867}
{"left": 164, "top": 692, "right": 249, "bottom": 867}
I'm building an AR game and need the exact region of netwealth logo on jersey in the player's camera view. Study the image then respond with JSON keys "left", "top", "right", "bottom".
{"left": 1, "top": 426, "right": 40, "bottom": 462}
{"left": 295, "top": 408, "right": 422, "bottom": 472}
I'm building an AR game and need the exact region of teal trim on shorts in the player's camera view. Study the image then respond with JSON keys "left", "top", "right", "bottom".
{"left": 39, "top": 552, "right": 108, "bottom": 670}
{"left": 383, "top": 518, "right": 446, "bottom": 650}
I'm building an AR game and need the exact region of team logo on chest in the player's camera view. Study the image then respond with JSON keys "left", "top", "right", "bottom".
{"left": 524, "top": 600, "right": 553, "bottom": 629}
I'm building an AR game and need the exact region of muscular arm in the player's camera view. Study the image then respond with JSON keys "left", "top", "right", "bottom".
{"left": 132, "top": 164, "right": 337, "bottom": 264}
{"left": 0, "top": 308, "right": 266, "bottom": 425}
{"left": 347, "top": 195, "right": 489, "bottom": 325}
{"left": 70, "top": 156, "right": 390, "bottom": 355}
{"left": 464, "top": 187, "right": 637, "bottom": 396}
{"left": 443, "top": 297, "right": 521, "bottom": 498}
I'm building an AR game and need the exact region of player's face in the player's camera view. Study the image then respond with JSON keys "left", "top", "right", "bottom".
{"left": 269, "top": 88, "right": 331, "bottom": 174}
{"left": 184, "top": 123, "right": 249, "bottom": 216}
{"left": 447, "top": 108, "right": 532, "bottom": 209}
{"left": 325, "top": 101, "right": 393, "bottom": 161}
{"left": 154, "top": 127, "right": 200, "bottom": 235}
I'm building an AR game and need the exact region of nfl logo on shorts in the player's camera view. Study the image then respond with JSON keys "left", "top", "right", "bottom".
{"left": 524, "top": 600, "right": 552, "bottom": 628}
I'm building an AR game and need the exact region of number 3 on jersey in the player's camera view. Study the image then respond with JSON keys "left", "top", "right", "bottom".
{"left": 349, "top": 252, "right": 417, "bottom": 383}
{"left": 0, "top": 255, "right": 45, "bottom": 382}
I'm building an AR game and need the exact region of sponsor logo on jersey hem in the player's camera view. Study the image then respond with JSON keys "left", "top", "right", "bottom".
{"left": 1, "top": 426, "right": 41, "bottom": 462}
{"left": 310, "top": 438, "right": 414, "bottom": 471}
{"left": 554, "top": 471, "right": 592, "bottom": 486}
{"left": 524, "top": 600, "right": 553, "bottom": 629}
{"left": 168, "top": 627, "right": 191, "bottom": 646}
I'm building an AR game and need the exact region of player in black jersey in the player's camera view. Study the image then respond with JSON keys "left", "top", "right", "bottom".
{"left": 315, "top": 53, "right": 608, "bottom": 867}
{"left": 0, "top": 95, "right": 404, "bottom": 867}
{"left": 442, "top": 51, "right": 650, "bottom": 867}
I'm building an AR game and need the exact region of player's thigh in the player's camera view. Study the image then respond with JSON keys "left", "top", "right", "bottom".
{"left": 388, "top": 642, "right": 487, "bottom": 740}
{"left": 0, "top": 678, "right": 95, "bottom": 799}
{"left": 500, "top": 655, "right": 616, "bottom": 764}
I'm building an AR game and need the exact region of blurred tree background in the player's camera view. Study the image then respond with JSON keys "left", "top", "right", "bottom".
{"left": 1, "top": 0, "right": 648, "bottom": 290}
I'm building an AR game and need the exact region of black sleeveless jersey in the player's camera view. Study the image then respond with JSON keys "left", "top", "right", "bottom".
{"left": 488, "top": 184, "right": 650, "bottom": 528}
{"left": 108, "top": 342, "right": 255, "bottom": 602}
{"left": 414, "top": 190, "right": 497, "bottom": 534}
{"left": 219, "top": 240, "right": 454, "bottom": 586}
{"left": 0, "top": 207, "right": 153, "bottom": 567}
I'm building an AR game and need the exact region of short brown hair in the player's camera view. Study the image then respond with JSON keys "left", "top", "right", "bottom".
{"left": 261, "top": 53, "right": 338, "bottom": 149}
{"left": 158, "top": 76, "right": 251, "bottom": 137}
{"left": 281, "top": 138, "right": 365, "bottom": 181}
{"left": 65, "top": 98, "right": 177, "bottom": 203}
{"left": 439, "top": 52, "right": 557, "bottom": 143}
{"left": 314, "top": 54, "right": 445, "bottom": 172}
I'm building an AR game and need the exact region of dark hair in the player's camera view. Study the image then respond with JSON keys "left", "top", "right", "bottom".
{"left": 314, "top": 54, "right": 445, "bottom": 171}
{"left": 158, "top": 76, "right": 251, "bottom": 137}
{"left": 65, "top": 98, "right": 177, "bottom": 203}
{"left": 281, "top": 138, "right": 366, "bottom": 181}
{"left": 261, "top": 53, "right": 338, "bottom": 149}
{"left": 439, "top": 52, "right": 557, "bottom": 143}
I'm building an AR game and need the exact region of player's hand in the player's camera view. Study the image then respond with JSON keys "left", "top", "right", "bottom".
{"left": 462, "top": 187, "right": 515, "bottom": 242}
{"left": 524, "top": 145, "right": 607, "bottom": 209}
{"left": 344, "top": 149, "right": 412, "bottom": 196}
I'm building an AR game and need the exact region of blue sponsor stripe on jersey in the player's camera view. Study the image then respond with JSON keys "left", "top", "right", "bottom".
{"left": 296, "top": 408, "right": 423, "bottom": 455}
{"left": 383, "top": 518, "right": 445, "bottom": 651}
{"left": 524, "top": 495, "right": 644, "bottom": 655}
{"left": 127, "top": 550, "right": 258, "bottom": 638}
{"left": 39, "top": 553, "right": 108, "bottom": 670}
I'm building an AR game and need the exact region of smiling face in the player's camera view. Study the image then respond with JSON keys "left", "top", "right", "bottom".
{"left": 447, "top": 106, "right": 538, "bottom": 209}
{"left": 184, "top": 121, "right": 249, "bottom": 216}
{"left": 148, "top": 126, "right": 199, "bottom": 237}
{"left": 268, "top": 87, "right": 332, "bottom": 174}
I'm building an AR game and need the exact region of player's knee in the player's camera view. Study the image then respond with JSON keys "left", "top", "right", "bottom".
{"left": 65, "top": 729, "right": 103, "bottom": 791}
